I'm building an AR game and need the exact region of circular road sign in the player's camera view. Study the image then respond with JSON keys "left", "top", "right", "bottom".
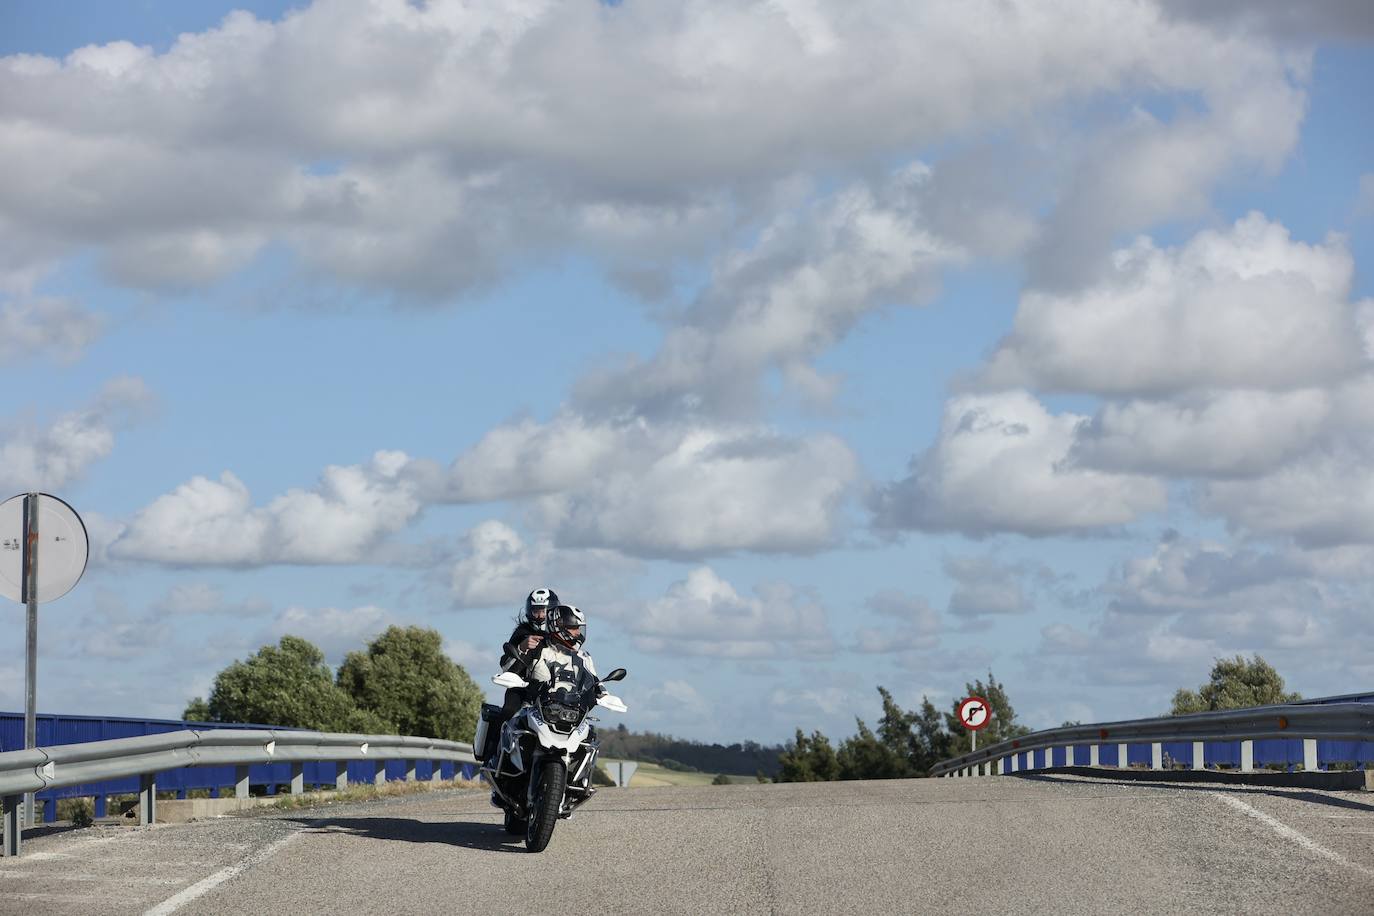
{"left": 0, "top": 493, "right": 89, "bottom": 604}
{"left": 958, "top": 695, "right": 991, "bottom": 731}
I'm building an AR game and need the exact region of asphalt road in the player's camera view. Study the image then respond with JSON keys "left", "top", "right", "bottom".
{"left": 4, "top": 775, "right": 1374, "bottom": 915}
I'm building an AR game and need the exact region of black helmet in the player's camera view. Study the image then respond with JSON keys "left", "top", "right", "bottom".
{"left": 549, "top": 605, "right": 587, "bottom": 649}
{"left": 524, "top": 587, "right": 560, "bottom": 628}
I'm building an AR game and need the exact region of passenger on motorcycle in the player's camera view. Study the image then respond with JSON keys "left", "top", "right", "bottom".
{"left": 485, "top": 587, "right": 559, "bottom": 763}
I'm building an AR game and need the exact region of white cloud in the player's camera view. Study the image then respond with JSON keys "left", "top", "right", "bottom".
{"left": 1070, "top": 388, "right": 1332, "bottom": 478}
{"left": 448, "top": 519, "right": 635, "bottom": 609}
{"left": 111, "top": 450, "right": 423, "bottom": 566}
{"left": 545, "top": 426, "right": 857, "bottom": 557}
{"left": 0, "top": 295, "right": 103, "bottom": 364}
{"left": 1157, "top": 0, "right": 1374, "bottom": 43}
{"left": 0, "top": 1, "right": 1307, "bottom": 298}
{"left": 263, "top": 604, "right": 395, "bottom": 660}
{"left": 873, "top": 390, "right": 1166, "bottom": 537}
{"left": 574, "top": 167, "right": 963, "bottom": 419}
{"left": 0, "top": 376, "right": 153, "bottom": 493}
{"left": 616, "top": 566, "right": 834, "bottom": 658}
{"left": 984, "top": 214, "right": 1367, "bottom": 396}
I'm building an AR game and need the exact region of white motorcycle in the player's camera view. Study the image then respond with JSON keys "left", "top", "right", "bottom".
{"left": 474, "top": 655, "right": 627, "bottom": 852}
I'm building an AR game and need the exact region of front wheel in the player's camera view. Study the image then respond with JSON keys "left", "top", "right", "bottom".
{"left": 525, "top": 759, "right": 566, "bottom": 853}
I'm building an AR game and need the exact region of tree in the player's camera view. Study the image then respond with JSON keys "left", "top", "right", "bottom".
{"left": 1170, "top": 655, "right": 1300, "bottom": 715}
{"left": 711, "top": 773, "right": 732, "bottom": 785}
{"left": 777, "top": 729, "right": 841, "bottom": 782}
{"left": 336, "top": 626, "right": 482, "bottom": 742}
{"left": 837, "top": 720, "right": 910, "bottom": 779}
{"left": 201, "top": 636, "right": 381, "bottom": 732}
{"left": 182, "top": 696, "right": 210, "bottom": 722}
{"left": 943, "top": 671, "right": 1032, "bottom": 755}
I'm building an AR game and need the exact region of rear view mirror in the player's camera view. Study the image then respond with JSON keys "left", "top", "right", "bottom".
{"left": 602, "top": 668, "right": 627, "bottom": 682}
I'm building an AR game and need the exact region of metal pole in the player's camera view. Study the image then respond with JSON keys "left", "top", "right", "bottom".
{"left": 972, "top": 729, "right": 977, "bottom": 753}
{"left": 22, "top": 493, "right": 38, "bottom": 828}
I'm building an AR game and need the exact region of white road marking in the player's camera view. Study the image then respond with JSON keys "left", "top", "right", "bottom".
{"left": 142, "top": 830, "right": 304, "bottom": 916}
{"left": 1211, "top": 793, "right": 1374, "bottom": 878}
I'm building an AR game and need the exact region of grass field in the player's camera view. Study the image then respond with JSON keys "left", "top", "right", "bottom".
{"left": 607, "top": 762, "right": 759, "bottom": 787}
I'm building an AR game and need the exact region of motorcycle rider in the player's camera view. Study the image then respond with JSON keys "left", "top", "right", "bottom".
{"left": 485, "top": 587, "right": 559, "bottom": 763}
{"left": 531, "top": 604, "right": 605, "bottom": 698}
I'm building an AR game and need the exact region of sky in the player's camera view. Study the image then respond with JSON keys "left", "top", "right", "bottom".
{"left": 1, "top": 0, "right": 1373, "bottom": 747}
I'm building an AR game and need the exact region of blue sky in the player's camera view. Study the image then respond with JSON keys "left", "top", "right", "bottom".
{"left": 1, "top": 1, "right": 1372, "bottom": 746}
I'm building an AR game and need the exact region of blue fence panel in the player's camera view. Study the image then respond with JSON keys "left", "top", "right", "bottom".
{"left": 1126, "top": 743, "right": 1150, "bottom": 767}
{"left": 1161, "top": 741, "right": 1190, "bottom": 767}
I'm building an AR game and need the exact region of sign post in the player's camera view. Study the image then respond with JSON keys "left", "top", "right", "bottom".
{"left": 958, "top": 695, "right": 991, "bottom": 757}
{"left": 1, "top": 493, "right": 89, "bottom": 837}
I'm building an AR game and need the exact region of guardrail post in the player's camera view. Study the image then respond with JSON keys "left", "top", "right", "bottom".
{"left": 1151, "top": 743, "right": 1163, "bottom": 770}
{"left": 996, "top": 757, "right": 1005, "bottom": 775}
{"left": 235, "top": 765, "right": 250, "bottom": 800}
{"left": 1240, "top": 740, "right": 1254, "bottom": 773}
{"left": 1090, "top": 744, "right": 1099, "bottom": 766}
{"left": 1010, "top": 754, "right": 1018, "bottom": 773}
{"left": 405, "top": 761, "right": 417, "bottom": 782}
{"left": 1303, "top": 739, "right": 1318, "bottom": 771}
{"left": 1192, "top": 741, "right": 1205, "bottom": 770}
{"left": 290, "top": 762, "right": 305, "bottom": 795}
{"left": 3, "top": 794, "right": 21, "bottom": 857}
{"left": 373, "top": 761, "right": 385, "bottom": 786}
{"left": 430, "top": 761, "right": 442, "bottom": 784}
{"left": 335, "top": 761, "right": 348, "bottom": 791}
{"left": 138, "top": 774, "right": 156, "bottom": 826}
{"left": 1064, "top": 744, "right": 1074, "bottom": 767}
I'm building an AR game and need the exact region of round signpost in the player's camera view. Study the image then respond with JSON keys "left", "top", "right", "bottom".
{"left": 0, "top": 493, "right": 89, "bottom": 838}
{"left": 958, "top": 695, "right": 991, "bottom": 753}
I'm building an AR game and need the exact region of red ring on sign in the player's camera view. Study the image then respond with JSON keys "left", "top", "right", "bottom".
{"left": 1277, "top": 716, "right": 1289, "bottom": 729}
{"left": 1099, "top": 729, "right": 1109, "bottom": 740}
{"left": 958, "top": 696, "right": 992, "bottom": 731}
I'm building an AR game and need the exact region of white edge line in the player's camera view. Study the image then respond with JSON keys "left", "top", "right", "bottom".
{"left": 1210, "top": 792, "right": 1374, "bottom": 879}
{"left": 141, "top": 828, "right": 305, "bottom": 916}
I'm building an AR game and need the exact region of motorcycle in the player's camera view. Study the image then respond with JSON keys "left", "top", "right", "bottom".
{"left": 474, "top": 649, "right": 628, "bottom": 852}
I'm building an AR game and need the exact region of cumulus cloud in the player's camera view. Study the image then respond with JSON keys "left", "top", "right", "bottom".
{"left": 1038, "top": 532, "right": 1368, "bottom": 696}
{"left": 542, "top": 426, "right": 857, "bottom": 557}
{"left": 984, "top": 214, "right": 1368, "bottom": 397}
{"left": 0, "top": 295, "right": 103, "bottom": 364}
{"left": 448, "top": 519, "right": 636, "bottom": 609}
{"left": 110, "top": 450, "right": 423, "bottom": 565}
{"left": 0, "top": 0, "right": 1308, "bottom": 299}
{"left": 262, "top": 604, "right": 395, "bottom": 660}
{"left": 575, "top": 167, "right": 963, "bottom": 419}
{"left": 614, "top": 566, "right": 834, "bottom": 658}
{"left": 1157, "top": 0, "right": 1374, "bottom": 43}
{"left": 0, "top": 376, "right": 153, "bottom": 493}
{"left": 872, "top": 390, "right": 1166, "bottom": 537}
{"left": 1070, "top": 388, "right": 1332, "bottom": 479}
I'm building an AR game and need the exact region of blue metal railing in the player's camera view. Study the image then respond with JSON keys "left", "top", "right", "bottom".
{"left": 1, "top": 712, "right": 478, "bottom": 822}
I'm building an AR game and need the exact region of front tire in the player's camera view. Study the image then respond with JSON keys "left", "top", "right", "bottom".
{"left": 525, "top": 759, "right": 566, "bottom": 853}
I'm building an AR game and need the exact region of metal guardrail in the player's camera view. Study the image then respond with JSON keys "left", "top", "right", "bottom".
{"left": 0, "top": 727, "right": 476, "bottom": 857}
{"left": 931, "top": 702, "right": 1374, "bottom": 778}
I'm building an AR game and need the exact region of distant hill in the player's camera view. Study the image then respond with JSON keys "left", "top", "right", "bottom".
{"left": 599, "top": 724, "right": 782, "bottom": 777}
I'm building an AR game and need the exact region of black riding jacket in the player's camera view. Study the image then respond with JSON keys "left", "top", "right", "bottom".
{"left": 499, "top": 621, "right": 546, "bottom": 677}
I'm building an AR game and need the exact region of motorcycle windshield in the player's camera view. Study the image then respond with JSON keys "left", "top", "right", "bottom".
{"left": 541, "top": 655, "right": 599, "bottom": 710}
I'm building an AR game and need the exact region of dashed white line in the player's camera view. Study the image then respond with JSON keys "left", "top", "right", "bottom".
{"left": 1211, "top": 793, "right": 1374, "bottom": 879}
{"left": 142, "top": 830, "right": 304, "bottom": 916}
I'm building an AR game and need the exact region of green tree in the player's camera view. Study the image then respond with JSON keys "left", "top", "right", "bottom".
{"left": 182, "top": 696, "right": 210, "bottom": 722}
{"left": 837, "top": 720, "right": 911, "bottom": 779}
{"left": 1170, "top": 655, "right": 1301, "bottom": 715}
{"left": 943, "top": 671, "right": 1032, "bottom": 755}
{"left": 336, "top": 625, "right": 482, "bottom": 741}
{"left": 777, "top": 729, "right": 841, "bottom": 782}
{"left": 203, "top": 636, "right": 379, "bottom": 732}
{"left": 711, "top": 773, "right": 731, "bottom": 785}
